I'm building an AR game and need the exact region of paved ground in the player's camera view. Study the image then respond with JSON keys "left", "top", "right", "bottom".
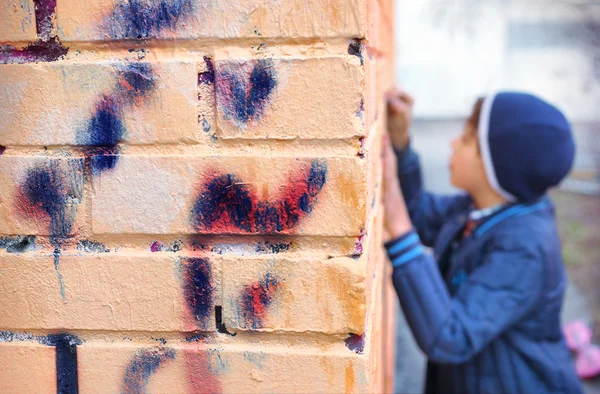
{"left": 393, "top": 119, "right": 600, "bottom": 393}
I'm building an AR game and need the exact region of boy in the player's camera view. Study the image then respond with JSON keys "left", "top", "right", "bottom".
{"left": 382, "top": 89, "right": 583, "bottom": 393}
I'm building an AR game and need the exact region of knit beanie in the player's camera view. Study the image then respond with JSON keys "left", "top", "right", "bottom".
{"left": 478, "top": 92, "right": 575, "bottom": 203}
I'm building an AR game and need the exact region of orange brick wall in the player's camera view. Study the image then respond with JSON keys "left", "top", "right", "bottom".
{"left": 0, "top": 0, "right": 396, "bottom": 392}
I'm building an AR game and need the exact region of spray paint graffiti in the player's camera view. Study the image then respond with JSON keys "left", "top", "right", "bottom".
{"left": 191, "top": 160, "right": 327, "bottom": 234}
{"left": 51, "top": 333, "right": 80, "bottom": 394}
{"left": 0, "top": 235, "right": 37, "bottom": 253}
{"left": 216, "top": 59, "right": 278, "bottom": 127}
{"left": 239, "top": 273, "right": 282, "bottom": 329}
{"left": 182, "top": 257, "right": 214, "bottom": 329}
{"left": 198, "top": 56, "right": 215, "bottom": 85}
{"left": 14, "top": 159, "right": 85, "bottom": 299}
{"left": 80, "top": 62, "right": 157, "bottom": 174}
{"left": 344, "top": 333, "right": 365, "bottom": 354}
{"left": 34, "top": 0, "right": 57, "bottom": 40}
{"left": 76, "top": 239, "right": 110, "bottom": 253}
{"left": 348, "top": 38, "right": 364, "bottom": 65}
{"left": 0, "top": 0, "right": 68, "bottom": 63}
{"left": 0, "top": 331, "right": 81, "bottom": 393}
{"left": 104, "top": 0, "right": 194, "bottom": 40}
{"left": 122, "top": 347, "right": 176, "bottom": 394}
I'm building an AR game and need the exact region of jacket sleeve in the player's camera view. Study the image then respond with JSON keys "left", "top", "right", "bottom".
{"left": 385, "top": 229, "right": 544, "bottom": 364}
{"left": 395, "top": 144, "right": 467, "bottom": 247}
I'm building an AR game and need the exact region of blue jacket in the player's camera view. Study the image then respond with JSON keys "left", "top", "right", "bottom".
{"left": 385, "top": 146, "right": 582, "bottom": 394}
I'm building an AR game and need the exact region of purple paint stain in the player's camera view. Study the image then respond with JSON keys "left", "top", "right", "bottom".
{"left": 345, "top": 333, "right": 365, "bottom": 354}
{"left": 0, "top": 146, "right": 5, "bottom": 155}
{"left": 183, "top": 258, "right": 214, "bottom": 328}
{"left": 216, "top": 59, "right": 277, "bottom": 125}
{"left": 0, "top": 0, "right": 68, "bottom": 64}
{"left": 122, "top": 348, "right": 176, "bottom": 394}
{"left": 357, "top": 136, "right": 365, "bottom": 159}
{"left": 0, "top": 38, "right": 68, "bottom": 64}
{"left": 352, "top": 228, "right": 366, "bottom": 259}
{"left": 239, "top": 273, "right": 281, "bottom": 329}
{"left": 150, "top": 241, "right": 162, "bottom": 252}
{"left": 106, "top": 0, "right": 193, "bottom": 40}
{"left": 198, "top": 56, "right": 215, "bottom": 85}
{"left": 33, "top": 0, "right": 56, "bottom": 39}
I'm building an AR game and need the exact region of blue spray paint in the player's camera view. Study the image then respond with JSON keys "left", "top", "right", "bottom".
{"left": 82, "top": 63, "right": 156, "bottom": 174}
{"left": 86, "top": 96, "right": 123, "bottom": 174}
{"left": 18, "top": 160, "right": 85, "bottom": 299}
{"left": 22, "top": 165, "right": 72, "bottom": 239}
{"left": 183, "top": 257, "right": 214, "bottom": 328}
{"left": 107, "top": 0, "right": 193, "bottom": 40}
{"left": 216, "top": 59, "right": 278, "bottom": 125}
{"left": 119, "top": 62, "right": 156, "bottom": 98}
{"left": 122, "top": 348, "right": 176, "bottom": 394}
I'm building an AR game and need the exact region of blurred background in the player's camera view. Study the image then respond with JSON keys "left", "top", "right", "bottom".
{"left": 392, "top": 0, "right": 600, "bottom": 392}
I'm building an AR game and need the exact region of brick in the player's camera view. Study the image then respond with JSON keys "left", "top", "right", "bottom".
{"left": 56, "top": 0, "right": 365, "bottom": 42}
{"left": 212, "top": 56, "right": 365, "bottom": 140}
{"left": 91, "top": 155, "right": 366, "bottom": 236}
{"left": 0, "top": 253, "right": 220, "bottom": 332}
{"left": 0, "top": 60, "right": 199, "bottom": 146}
{"left": 78, "top": 341, "right": 367, "bottom": 393}
{"left": 0, "top": 155, "right": 86, "bottom": 236}
{"left": 222, "top": 255, "right": 366, "bottom": 333}
{"left": 0, "top": 251, "right": 368, "bottom": 334}
{"left": 0, "top": 342, "right": 56, "bottom": 394}
{"left": 0, "top": 0, "right": 37, "bottom": 43}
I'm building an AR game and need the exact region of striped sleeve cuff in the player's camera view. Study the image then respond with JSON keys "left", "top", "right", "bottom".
{"left": 384, "top": 229, "right": 425, "bottom": 268}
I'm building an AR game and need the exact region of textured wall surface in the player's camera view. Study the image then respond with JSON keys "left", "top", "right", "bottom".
{"left": 0, "top": 0, "right": 396, "bottom": 392}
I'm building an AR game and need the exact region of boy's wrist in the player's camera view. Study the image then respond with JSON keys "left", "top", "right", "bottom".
{"left": 393, "top": 139, "right": 412, "bottom": 165}
{"left": 388, "top": 221, "right": 413, "bottom": 240}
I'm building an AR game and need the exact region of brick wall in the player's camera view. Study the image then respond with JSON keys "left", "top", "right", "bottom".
{"left": 0, "top": 0, "right": 396, "bottom": 392}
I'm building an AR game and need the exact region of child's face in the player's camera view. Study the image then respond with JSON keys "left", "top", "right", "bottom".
{"left": 449, "top": 123, "right": 488, "bottom": 193}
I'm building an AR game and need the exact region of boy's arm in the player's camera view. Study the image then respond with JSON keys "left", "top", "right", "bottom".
{"left": 385, "top": 229, "right": 543, "bottom": 364}
{"left": 396, "top": 144, "right": 468, "bottom": 247}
